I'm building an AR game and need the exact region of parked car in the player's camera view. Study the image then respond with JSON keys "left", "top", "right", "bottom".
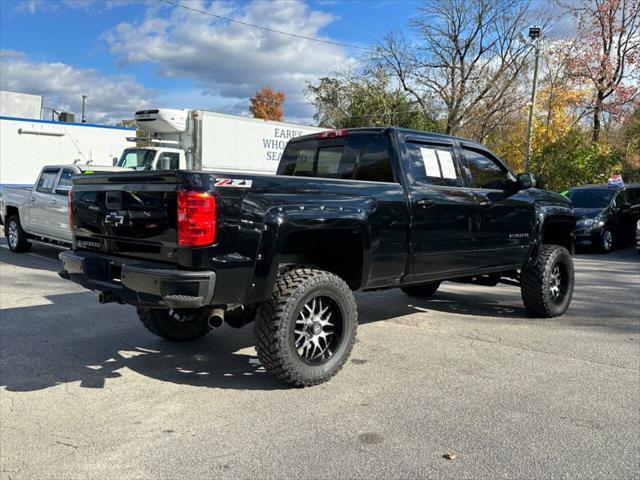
{"left": 567, "top": 183, "right": 640, "bottom": 252}
{"left": 636, "top": 219, "right": 640, "bottom": 255}
{"left": 59, "top": 128, "right": 575, "bottom": 386}
{"left": 1, "top": 164, "right": 127, "bottom": 252}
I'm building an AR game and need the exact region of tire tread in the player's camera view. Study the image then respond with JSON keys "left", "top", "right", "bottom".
{"left": 521, "top": 244, "right": 574, "bottom": 318}
{"left": 254, "top": 268, "right": 357, "bottom": 387}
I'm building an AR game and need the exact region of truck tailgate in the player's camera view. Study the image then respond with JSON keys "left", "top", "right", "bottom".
{"left": 71, "top": 171, "right": 186, "bottom": 264}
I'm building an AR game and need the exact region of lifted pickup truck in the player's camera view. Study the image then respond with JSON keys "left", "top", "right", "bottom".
{"left": 1, "top": 165, "right": 127, "bottom": 252}
{"left": 59, "top": 128, "right": 575, "bottom": 386}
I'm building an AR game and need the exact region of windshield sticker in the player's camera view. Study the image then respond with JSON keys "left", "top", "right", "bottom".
{"left": 419, "top": 147, "right": 440, "bottom": 177}
{"left": 215, "top": 178, "right": 253, "bottom": 188}
{"left": 438, "top": 150, "right": 457, "bottom": 179}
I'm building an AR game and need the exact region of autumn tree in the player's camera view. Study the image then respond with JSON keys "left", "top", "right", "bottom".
{"left": 306, "top": 67, "right": 439, "bottom": 130}
{"left": 563, "top": 0, "right": 640, "bottom": 142}
{"left": 486, "top": 46, "right": 595, "bottom": 180}
{"left": 373, "top": 0, "right": 536, "bottom": 138}
{"left": 249, "top": 87, "right": 285, "bottom": 121}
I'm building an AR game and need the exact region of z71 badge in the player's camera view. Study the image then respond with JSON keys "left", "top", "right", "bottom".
{"left": 214, "top": 178, "right": 253, "bottom": 188}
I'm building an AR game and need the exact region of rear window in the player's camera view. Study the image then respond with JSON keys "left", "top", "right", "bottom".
{"left": 278, "top": 132, "right": 396, "bottom": 183}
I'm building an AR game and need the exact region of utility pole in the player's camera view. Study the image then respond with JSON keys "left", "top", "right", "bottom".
{"left": 524, "top": 26, "right": 541, "bottom": 172}
{"left": 81, "top": 95, "right": 88, "bottom": 123}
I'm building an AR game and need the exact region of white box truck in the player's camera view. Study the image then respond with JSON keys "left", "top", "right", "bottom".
{"left": 115, "top": 109, "right": 326, "bottom": 174}
{"left": 0, "top": 116, "right": 135, "bottom": 188}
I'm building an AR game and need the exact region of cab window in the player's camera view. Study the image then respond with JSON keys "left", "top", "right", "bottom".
{"left": 405, "top": 141, "right": 463, "bottom": 187}
{"left": 156, "top": 152, "right": 180, "bottom": 170}
{"left": 278, "top": 132, "right": 396, "bottom": 183}
{"left": 464, "top": 148, "right": 511, "bottom": 190}
{"left": 36, "top": 169, "right": 59, "bottom": 194}
{"left": 55, "top": 169, "right": 74, "bottom": 195}
{"left": 354, "top": 135, "right": 394, "bottom": 182}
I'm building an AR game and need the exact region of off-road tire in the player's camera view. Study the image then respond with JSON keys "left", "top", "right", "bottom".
{"left": 520, "top": 245, "right": 574, "bottom": 318}
{"left": 254, "top": 268, "right": 358, "bottom": 387}
{"left": 5, "top": 215, "right": 31, "bottom": 253}
{"left": 137, "top": 307, "right": 212, "bottom": 342}
{"left": 400, "top": 281, "right": 441, "bottom": 298}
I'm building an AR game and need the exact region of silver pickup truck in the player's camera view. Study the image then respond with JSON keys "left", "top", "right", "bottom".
{"left": 1, "top": 164, "right": 127, "bottom": 252}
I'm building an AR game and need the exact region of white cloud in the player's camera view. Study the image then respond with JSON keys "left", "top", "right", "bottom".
{"left": 105, "top": 0, "right": 357, "bottom": 121}
{"left": 14, "top": 0, "right": 136, "bottom": 14}
{"left": 0, "top": 50, "right": 156, "bottom": 123}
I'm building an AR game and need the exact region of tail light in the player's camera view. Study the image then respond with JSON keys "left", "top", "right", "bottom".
{"left": 177, "top": 191, "right": 216, "bottom": 246}
{"left": 67, "top": 189, "right": 74, "bottom": 232}
{"left": 319, "top": 129, "right": 347, "bottom": 139}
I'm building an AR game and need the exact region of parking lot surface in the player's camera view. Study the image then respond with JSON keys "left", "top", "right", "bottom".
{"left": 1, "top": 241, "right": 639, "bottom": 479}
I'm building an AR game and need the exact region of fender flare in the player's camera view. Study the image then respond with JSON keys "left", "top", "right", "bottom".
{"left": 246, "top": 204, "right": 372, "bottom": 301}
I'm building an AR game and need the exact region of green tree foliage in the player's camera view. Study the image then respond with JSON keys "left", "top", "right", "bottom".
{"left": 616, "top": 107, "right": 640, "bottom": 182}
{"left": 305, "top": 68, "right": 439, "bottom": 132}
{"left": 530, "top": 130, "right": 625, "bottom": 191}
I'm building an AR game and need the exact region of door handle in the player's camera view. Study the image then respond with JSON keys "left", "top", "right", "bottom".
{"left": 479, "top": 200, "right": 492, "bottom": 207}
{"left": 50, "top": 200, "right": 57, "bottom": 205}
{"left": 29, "top": 197, "right": 37, "bottom": 202}
{"left": 417, "top": 199, "right": 435, "bottom": 208}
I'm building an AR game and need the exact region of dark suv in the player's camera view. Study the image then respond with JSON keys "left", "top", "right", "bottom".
{"left": 568, "top": 183, "right": 640, "bottom": 252}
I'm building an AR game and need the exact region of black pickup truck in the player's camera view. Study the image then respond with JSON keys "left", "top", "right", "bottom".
{"left": 59, "top": 128, "right": 575, "bottom": 386}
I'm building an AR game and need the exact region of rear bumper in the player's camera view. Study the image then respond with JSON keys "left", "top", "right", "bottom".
{"left": 59, "top": 250, "right": 216, "bottom": 308}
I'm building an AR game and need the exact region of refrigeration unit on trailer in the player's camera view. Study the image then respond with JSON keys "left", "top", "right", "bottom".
{"left": 115, "top": 108, "right": 325, "bottom": 174}
{"left": 0, "top": 116, "right": 135, "bottom": 188}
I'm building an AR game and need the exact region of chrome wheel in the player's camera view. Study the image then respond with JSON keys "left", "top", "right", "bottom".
{"left": 7, "top": 221, "right": 18, "bottom": 249}
{"left": 549, "top": 266, "right": 562, "bottom": 301}
{"left": 601, "top": 230, "right": 613, "bottom": 251}
{"left": 549, "top": 263, "right": 569, "bottom": 304}
{"left": 294, "top": 296, "right": 343, "bottom": 365}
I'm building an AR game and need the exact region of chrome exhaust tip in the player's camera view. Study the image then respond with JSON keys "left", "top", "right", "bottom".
{"left": 207, "top": 308, "right": 225, "bottom": 329}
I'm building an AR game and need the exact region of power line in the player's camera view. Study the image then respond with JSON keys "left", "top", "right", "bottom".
{"left": 160, "top": 0, "right": 370, "bottom": 51}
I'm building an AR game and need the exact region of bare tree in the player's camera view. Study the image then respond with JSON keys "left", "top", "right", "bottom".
{"left": 373, "top": 0, "right": 536, "bottom": 138}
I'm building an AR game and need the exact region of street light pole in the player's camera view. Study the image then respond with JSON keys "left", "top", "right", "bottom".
{"left": 81, "top": 95, "right": 88, "bottom": 123}
{"left": 524, "top": 26, "right": 541, "bottom": 172}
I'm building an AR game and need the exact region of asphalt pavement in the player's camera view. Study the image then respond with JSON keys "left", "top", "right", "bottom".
{"left": 1, "top": 240, "right": 638, "bottom": 479}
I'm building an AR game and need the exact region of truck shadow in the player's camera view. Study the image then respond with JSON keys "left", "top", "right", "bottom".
{"left": 2, "top": 247, "right": 637, "bottom": 393}
{"left": 356, "top": 288, "right": 530, "bottom": 325}
{"left": 0, "top": 245, "right": 63, "bottom": 273}
{"left": 0, "top": 292, "right": 284, "bottom": 393}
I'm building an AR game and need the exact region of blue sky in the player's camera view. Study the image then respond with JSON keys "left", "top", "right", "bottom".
{"left": 0, "top": 0, "right": 422, "bottom": 123}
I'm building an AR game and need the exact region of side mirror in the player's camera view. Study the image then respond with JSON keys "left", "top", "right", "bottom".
{"left": 516, "top": 172, "right": 536, "bottom": 190}
{"left": 112, "top": 157, "right": 118, "bottom": 166}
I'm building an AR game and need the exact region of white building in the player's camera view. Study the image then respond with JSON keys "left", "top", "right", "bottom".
{"left": 0, "top": 116, "right": 135, "bottom": 187}
{"left": 0, "top": 91, "right": 43, "bottom": 119}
